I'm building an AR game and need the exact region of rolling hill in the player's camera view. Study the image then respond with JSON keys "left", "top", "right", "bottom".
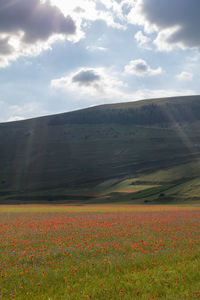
{"left": 1, "top": 95, "right": 200, "bottom": 204}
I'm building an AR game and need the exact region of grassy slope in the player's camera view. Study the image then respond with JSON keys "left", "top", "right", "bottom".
{"left": 1, "top": 95, "right": 200, "bottom": 203}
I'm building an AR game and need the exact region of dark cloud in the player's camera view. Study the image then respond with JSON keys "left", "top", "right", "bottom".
{"left": 125, "top": 59, "right": 162, "bottom": 76}
{"left": 0, "top": 0, "right": 76, "bottom": 45}
{"left": 0, "top": 37, "right": 13, "bottom": 55}
{"left": 140, "top": 0, "right": 200, "bottom": 48}
{"left": 134, "top": 61, "right": 148, "bottom": 72}
{"left": 72, "top": 69, "right": 101, "bottom": 86}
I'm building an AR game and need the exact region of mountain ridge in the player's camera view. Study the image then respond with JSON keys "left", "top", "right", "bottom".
{"left": 1, "top": 94, "right": 199, "bottom": 125}
{"left": 1, "top": 95, "right": 200, "bottom": 204}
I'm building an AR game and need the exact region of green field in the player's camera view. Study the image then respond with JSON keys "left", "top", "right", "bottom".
{"left": 1, "top": 205, "right": 200, "bottom": 299}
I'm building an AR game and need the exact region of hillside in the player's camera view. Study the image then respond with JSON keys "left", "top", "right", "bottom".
{"left": 1, "top": 95, "right": 200, "bottom": 203}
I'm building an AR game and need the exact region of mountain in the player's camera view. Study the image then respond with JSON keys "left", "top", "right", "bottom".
{"left": 1, "top": 95, "right": 200, "bottom": 204}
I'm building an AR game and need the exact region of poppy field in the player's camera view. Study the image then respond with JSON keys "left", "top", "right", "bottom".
{"left": 1, "top": 205, "right": 200, "bottom": 299}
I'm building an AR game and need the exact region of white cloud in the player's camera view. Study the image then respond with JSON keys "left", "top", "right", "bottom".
{"left": 153, "top": 27, "right": 181, "bottom": 51}
{"left": 51, "top": 66, "right": 195, "bottom": 107}
{"left": 0, "top": 32, "right": 53, "bottom": 68}
{"left": 7, "top": 116, "right": 25, "bottom": 122}
{"left": 50, "top": 0, "right": 127, "bottom": 30}
{"left": 177, "top": 72, "right": 193, "bottom": 81}
{"left": 86, "top": 46, "right": 107, "bottom": 52}
{"left": 0, "top": 0, "right": 135, "bottom": 68}
{"left": 127, "top": 0, "right": 156, "bottom": 34}
{"left": 0, "top": 101, "right": 48, "bottom": 122}
{"left": 124, "top": 59, "right": 162, "bottom": 76}
{"left": 134, "top": 30, "right": 150, "bottom": 46}
{"left": 51, "top": 67, "right": 125, "bottom": 100}
{"left": 99, "top": 0, "right": 133, "bottom": 21}
{"left": 128, "top": 0, "right": 200, "bottom": 51}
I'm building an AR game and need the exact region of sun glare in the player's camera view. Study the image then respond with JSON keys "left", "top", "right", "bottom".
{"left": 50, "top": 0, "right": 83, "bottom": 15}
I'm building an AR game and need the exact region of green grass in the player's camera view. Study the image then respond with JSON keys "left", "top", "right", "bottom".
{"left": 1, "top": 205, "right": 200, "bottom": 299}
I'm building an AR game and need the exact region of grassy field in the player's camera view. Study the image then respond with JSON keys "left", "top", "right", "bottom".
{"left": 2, "top": 159, "right": 200, "bottom": 205}
{"left": 1, "top": 205, "right": 200, "bottom": 299}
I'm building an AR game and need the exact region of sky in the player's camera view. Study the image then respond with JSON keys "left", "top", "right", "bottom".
{"left": 0, "top": 0, "right": 200, "bottom": 122}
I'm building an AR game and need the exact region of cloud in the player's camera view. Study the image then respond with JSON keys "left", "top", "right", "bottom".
{"left": 0, "top": 101, "right": 48, "bottom": 122}
{"left": 7, "top": 116, "right": 25, "bottom": 122}
{"left": 72, "top": 69, "right": 101, "bottom": 86}
{"left": 134, "top": 30, "right": 151, "bottom": 49}
{"left": 86, "top": 45, "right": 107, "bottom": 52}
{"left": 0, "top": 0, "right": 136, "bottom": 68}
{"left": 128, "top": 0, "right": 200, "bottom": 50}
{"left": 51, "top": 67, "right": 195, "bottom": 107}
{"left": 0, "top": 0, "right": 77, "bottom": 67}
{"left": 51, "top": 0, "right": 127, "bottom": 30}
{"left": 51, "top": 67, "right": 125, "bottom": 99}
{"left": 0, "top": 0, "right": 76, "bottom": 43}
{"left": 124, "top": 59, "right": 162, "bottom": 76}
{"left": 177, "top": 72, "right": 193, "bottom": 81}
{"left": 0, "top": 37, "right": 14, "bottom": 55}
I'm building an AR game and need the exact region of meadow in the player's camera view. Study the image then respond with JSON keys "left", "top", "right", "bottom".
{"left": 1, "top": 205, "right": 200, "bottom": 299}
